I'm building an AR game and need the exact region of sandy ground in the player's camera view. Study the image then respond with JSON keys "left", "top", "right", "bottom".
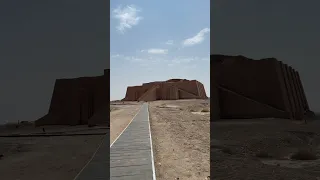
{"left": 0, "top": 133, "right": 105, "bottom": 180}
{"left": 0, "top": 124, "right": 108, "bottom": 136}
{"left": 149, "top": 99, "right": 210, "bottom": 180}
{"left": 211, "top": 118, "right": 320, "bottom": 180}
{"left": 110, "top": 101, "right": 142, "bottom": 145}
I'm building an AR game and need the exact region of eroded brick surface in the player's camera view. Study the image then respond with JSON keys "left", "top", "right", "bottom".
{"left": 35, "top": 70, "right": 109, "bottom": 126}
{"left": 211, "top": 55, "right": 311, "bottom": 120}
{"left": 123, "top": 79, "right": 208, "bottom": 101}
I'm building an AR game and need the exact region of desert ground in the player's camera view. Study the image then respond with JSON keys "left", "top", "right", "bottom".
{"left": 110, "top": 101, "right": 142, "bottom": 144}
{"left": 109, "top": 99, "right": 210, "bottom": 179}
{"left": 149, "top": 99, "right": 210, "bottom": 180}
{"left": 0, "top": 124, "right": 107, "bottom": 180}
{"left": 211, "top": 118, "right": 320, "bottom": 180}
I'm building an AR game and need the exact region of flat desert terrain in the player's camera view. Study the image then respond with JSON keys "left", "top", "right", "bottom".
{"left": 0, "top": 125, "right": 107, "bottom": 180}
{"left": 149, "top": 99, "right": 210, "bottom": 180}
{"left": 110, "top": 101, "right": 142, "bottom": 144}
{"left": 211, "top": 118, "right": 320, "bottom": 180}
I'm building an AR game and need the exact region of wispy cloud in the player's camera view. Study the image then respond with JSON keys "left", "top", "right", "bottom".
{"left": 111, "top": 54, "right": 121, "bottom": 58}
{"left": 167, "top": 56, "right": 209, "bottom": 67}
{"left": 168, "top": 56, "right": 198, "bottom": 67}
{"left": 165, "top": 40, "right": 174, "bottom": 45}
{"left": 111, "top": 54, "right": 206, "bottom": 69}
{"left": 172, "top": 57, "right": 195, "bottom": 64}
{"left": 182, "top": 28, "right": 210, "bottom": 46}
{"left": 112, "top": 5, "right": 143, "bottom": 33}
{"left": 201, "top": 57, "right": 210, "bottom": 61}
{"left": 183, "top": 64, "right": 198, "bottom": 70}
{"left": 126, "top": 56, "right": 144, "bottom": 62}
{"left": 147, "top": 48, "right": 168, "bottom": 55}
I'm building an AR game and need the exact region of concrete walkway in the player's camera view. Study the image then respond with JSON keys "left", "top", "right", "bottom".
{"left": 110, "top": 103, "right": 156, "bottom": 179}
{"left": 73, "top": 103, "right": 155, "bottom": 180}
{"left": 74, "top": 131, "right": 110, "bottom": 180}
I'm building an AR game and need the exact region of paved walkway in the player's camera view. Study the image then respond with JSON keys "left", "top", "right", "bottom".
{"left": 110, "top": 103, "right": 156, "bottom": 180}
{"left": 74, "top": 103, "right": 155, "bottom": 180}
{"left": 74, "top": 131, "right": 110, "bottom": 180}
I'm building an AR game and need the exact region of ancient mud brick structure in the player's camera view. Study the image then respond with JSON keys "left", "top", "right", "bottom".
{"left": 35, "top": 69, "right": 109, "bottom": 126}
{"left": 123, "top": 79, "right": 207, "bottom": 101}
{"left": 211, "top": 54, "right": 311, "bottom": 120}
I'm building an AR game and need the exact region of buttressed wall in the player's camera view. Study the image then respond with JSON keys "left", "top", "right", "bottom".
{"left": 211, "top": 55, "right": 310, "bottom": 120}
{"left": 123, "top": 79, "right": 207, "bottom": 101}
{"left": 35, "top": 69, "right": 109, "bottom": 126}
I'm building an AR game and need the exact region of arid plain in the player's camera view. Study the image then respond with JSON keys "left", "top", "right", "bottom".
{"left": 0, "top": 124, "right": 107, "bottom": 180}
{"left": 211, "top": 118, "right": 320, "bottom": 180}
{"left": 110, "top": 99, "right": 210, "bottom": 180}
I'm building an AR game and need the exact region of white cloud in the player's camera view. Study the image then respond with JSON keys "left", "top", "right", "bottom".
{"left": 168, "top": 56, "right": 197, "bottom": 67}
{"left": 111, "top": 54, "right": 207, "bottom": 70}
{"left": 172, "top": 57, "right": 195, "bottom": 64}
{"left": 166, "top": 40, "right": 174, "bottom": 45}
{"left": 182, "top": 28, "right": 210, "bottom": 46}
{"left": 147, "top": 48, "right": 168, "bottom": 55}
{"left": 201, "top": 57, "right": 210, "bottom": 61}
{"left": 183, "top": 64, "right": 198, "bottom": 70}
{"left": 112, "top": 5, "right": 143, "bottom": 33}
{"left": 124, "top": 56, "right": 144, "bottom": 62}
{"left": 111, "top": 54, "right": 143, "bottom": 63}
{"left": 111, "top": 54, "right": 121, "bottom": 58}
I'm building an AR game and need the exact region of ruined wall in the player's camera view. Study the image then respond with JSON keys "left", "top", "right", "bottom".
{"left": 211, "top": 55, "right": 310, "bottom": 120}
{"left": 277, "top": 62, "right": 293, "bottom": 119}
{"left": 45, "top": 78, "right": 88, "bottom": 125}
{"left": 123, "top": 79, "right": 207, "bottom": 101}
{"left": 211, "top": 58, "right": 221, "bottom": 121}
{"left": 197, "top": 81, "right": 207, "bottom": 99}
{"left": 163, "top": 84, "right": 179, "bottom": 100}
{"left": 35, "top": 70, "right": 109, "bottom": 126}
{"left": 138, "top": 85, "right": 158, "bottom": 101}
{"left": 218, "top": 57, "right": 285, "bottom": 110}
{"left": 124, "top": 86, "right": 139, "bottom": 101}
{"left": 219, "top": 86, "right": 289, "bottom": 119}
{"left": 174, "top": 80, "right": 199, "bottom": 96}
{"left": 275, "top": 61, "right": 291, "bottom": 117}
{"left": 89, "top": 69, "right": 109, "bottom": 125}
{"left": 290, "top": 67, "right": 303, "bottom": 119}
{"left": 296, "top": 72, "right": 309, "bottom": 111}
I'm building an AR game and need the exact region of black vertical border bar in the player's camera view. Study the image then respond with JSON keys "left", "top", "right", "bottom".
{"left": 105, "top": 69, "right": 110, "bottom": 177}
{"left": 209, "top": 1, "right": 212, "bottom": 179}
{"left": 106, "top": 0, "right": 111, "bottom": 176}
{"left": 210, "top": 0, "right": 212, "bottom": 177}
{"left": 210, "top": 0, "right": 221, "bottom": 179}
{"left": 209, "top": 57, "right": 213, "bottom": 180}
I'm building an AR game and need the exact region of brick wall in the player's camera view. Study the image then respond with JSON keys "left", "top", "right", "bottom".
{"left": 211, "top": 54, "right": 310, "bottom": 120}
{"left": 35, "top": 70, "right": 108, "bottom": 126}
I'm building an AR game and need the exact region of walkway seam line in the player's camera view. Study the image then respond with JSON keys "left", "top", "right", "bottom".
{"left": 147, "top": 103, "right": 157, "bottom": 180}
{"left": 73, "top": 134, "right": 107, "bottom": 180}
{"left": 110, "top": 104, "right": 143, "bottom": 147}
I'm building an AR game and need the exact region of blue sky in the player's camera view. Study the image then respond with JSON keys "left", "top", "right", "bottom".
{"left": 110, "top": 0, "right": 210, "bottom": 100}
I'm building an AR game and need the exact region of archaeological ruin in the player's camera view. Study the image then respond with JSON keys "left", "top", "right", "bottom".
{"left": 211, "top": 54, "right": 312, "bottom": 120}
{"left": 35, "top": 69, "right": 109, "bottom": 126}
{"left": 123, "top": 79, "right": 208, "bottom": 101}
